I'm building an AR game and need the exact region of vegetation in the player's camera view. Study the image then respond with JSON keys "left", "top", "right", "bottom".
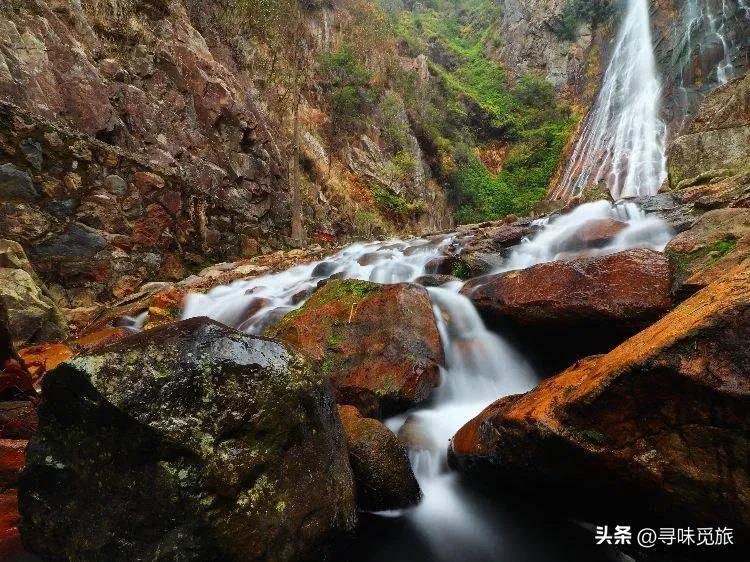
{"left": 388, "top": 0, "right": 578, "bottom": 222}
{"left": 556, "top": 0, "right": 616, "bottom": 40}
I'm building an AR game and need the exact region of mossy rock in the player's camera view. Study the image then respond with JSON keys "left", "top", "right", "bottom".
{"left": 267, "top": 280, "right": 444, "bottom": 416}
{"left": 19, "top": 318, "right": 356, "bottom": 561}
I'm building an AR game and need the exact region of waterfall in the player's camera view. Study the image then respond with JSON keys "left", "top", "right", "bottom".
{"left": 180, "top": 200, "right": 672, "bottom": 560}
{"left": 552, "top": 0, "right": 667, "bottom": 201}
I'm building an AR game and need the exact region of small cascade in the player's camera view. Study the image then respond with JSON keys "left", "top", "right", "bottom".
{"left": 553, "top": 0, "right": 667, "bottom": 200}
{"left": 178, "top": 200, "right": 673, "bottom": 560}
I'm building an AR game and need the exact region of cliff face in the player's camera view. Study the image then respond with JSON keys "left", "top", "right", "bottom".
{"left": 488, "top": 0, "right": 611, "bottom": 102}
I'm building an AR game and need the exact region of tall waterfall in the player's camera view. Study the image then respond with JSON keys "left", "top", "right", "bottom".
{"left": 552, "top": 0, "right": 667, "bottom": 201}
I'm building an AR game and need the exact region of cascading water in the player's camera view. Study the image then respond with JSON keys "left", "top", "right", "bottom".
{"left": 552, "top": 0, "right": 667, "bottom": 201}
{"left": 671, "top": 0, "right": 750, "bottom": 128}
{"left": 182, "top": 201, "right": 673, "bottom": 560}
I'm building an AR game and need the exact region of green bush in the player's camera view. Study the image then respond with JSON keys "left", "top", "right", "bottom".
{"left": 320, "top": 46, "right": 374, "bottom": 125}
{"left": 557, "top": 0, "right": 616, "bottom": 40}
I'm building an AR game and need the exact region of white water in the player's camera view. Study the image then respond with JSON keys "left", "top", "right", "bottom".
{"left": 181, "top": 201, "right": 672, "bottom": 559}
{"left": 553, "top": 0, "right": 667, "bottom": 200}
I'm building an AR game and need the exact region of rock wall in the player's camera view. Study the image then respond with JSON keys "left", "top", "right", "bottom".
{"left": 0, "top": 0, "right": 291, "bottom": 304}
{"left": 0, "top": 100, "right": 275, "bottom": 307}
{"left": 488, "top": 0, "right": 611, "bottom": 101}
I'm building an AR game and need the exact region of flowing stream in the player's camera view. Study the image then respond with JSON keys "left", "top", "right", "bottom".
{"left": 553, "top": 0, "right": 667, "bottom": 201}
{"left": 183, "top": 201, "right": 672, "bottom": 561}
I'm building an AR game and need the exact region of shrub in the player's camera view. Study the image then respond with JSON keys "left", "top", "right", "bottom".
{"left": 320, "top": 46, "right": 374, "bottom": 125}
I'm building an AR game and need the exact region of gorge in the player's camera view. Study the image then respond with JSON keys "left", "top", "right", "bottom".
{"left": 1, "top": 1, "right": 749, "bottom": 561}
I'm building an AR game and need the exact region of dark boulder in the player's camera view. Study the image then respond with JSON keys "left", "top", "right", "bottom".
{"left": 19, "top": 317, "right": 356, "bottom": 561}
{"left": 338, "top": 406, "right": 421, "bottom": 512}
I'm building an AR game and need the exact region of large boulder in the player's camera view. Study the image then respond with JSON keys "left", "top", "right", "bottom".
{"left": 338, "top": 406, "right": 421, "bottom": 512}
{"left": 450, "top": 263, "right": 750, "bottom": 537}
{"left": 19, "top": 318, "right": 356, "bottom": 561}
{"left": 461, "top": 249, "right": 674, "bottom": 368}
{"left": 267, "top": 280, "right": 444, "bottom": 415}
{"left": 665, "top": 208, "right": 750, "bottom": 298}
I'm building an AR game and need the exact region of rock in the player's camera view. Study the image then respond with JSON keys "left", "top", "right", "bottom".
{"left": 461, "top": 249, "right": 673, "bottom": 368}
{"left": 0, "top": 439, "right": 26, "bottom": 489}
{"left": 267, "top": 280, "right": 444, "bottom": 414}
{"left": 414, "top": 274, "right": 460, "bottom": 287}
{"left": 333, "top": 387, "right": 381, "bottom": 419}
{"left": 312, "top": 261, "right": 339, "bottom": 278}
{"left": 665, "top": 208, "right": 750, "bottom": 299}
{"left": 0, "top": 164, "right": 38, "bottom": 202}
{"left": 0, "top": 268, "right": 68, "bottom": 347}
{"left": 19, "top": 318, "right": 356, "bottom": 561}
{"left": 337, "top": 406, "right": 421, "bottom": 512}
{"left": 668, "top": 73, "right": 750, "bottom": 187}
{"left": 17, "top": 343, "right": 74, "bottom": 386}
{"left": 0, "top": 489, "right": 27, "bottom": 561}
{"left": 450, "top": 263, "right": 750, "bottom": 537}
{"left": 461, "top": 224, "right": 533, "bottom": 254}
{"left": 0, "top": 402, "right": 38, "bottom": 439}
{"left": 556, "top": 219, "right": 628, "bottom": 252}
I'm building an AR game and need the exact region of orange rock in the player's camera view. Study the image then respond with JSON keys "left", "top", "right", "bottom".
{"left": 268, "top": 280, "right": 444, "bottom": 414}
{"left": 462, "top": 248, "right": 674, "bottom": 367}
{"left": 451, "top": 262, "right": 750, "bottom": 534}
{"left": 17, "top": 343, "right": 74, "bottom": 384}
{"left": 0, "top": 439, "right": 26, "bottom": 488}
{"left": 0, "top": 489, "right": 26, "bottom": 561}
{"left": 557, "top": 218, "right": 628, "bottom": 251}
{"left": 72, "top": 327, "right": 131, "bottom": 352}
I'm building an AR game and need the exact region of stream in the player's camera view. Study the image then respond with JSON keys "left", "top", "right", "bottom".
{"left": 182, "top": 200, "right": 673, "bottom": 561}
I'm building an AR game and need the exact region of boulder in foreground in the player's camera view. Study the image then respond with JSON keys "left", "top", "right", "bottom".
{"left": 338, "top": 405, "right": 421, "bottom": 512}
{"left": 461, "top": 248, "right": 673, "bottom": 367}
{"left": 450, "top": 263, "right": 750, "bottom": 535}
{"left": 19, "top": 317, "right": 356, "bottom": 561}
{"left": 268, "top": 280, "right": 444, "bottom": 415}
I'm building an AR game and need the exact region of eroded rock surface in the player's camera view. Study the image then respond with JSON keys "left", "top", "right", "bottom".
{"left": 338, "top": 405, "right": 421, "bottom": 512}
{"left": 19, "top": 317, "right": 356, "bottom": 561}
{"left": 267, "top": 279, "right": 444, "bottom": 415}
{"left": 451, "top": 263, "right": 750, "bottom": 536}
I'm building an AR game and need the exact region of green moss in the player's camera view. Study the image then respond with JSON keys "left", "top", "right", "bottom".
{"left": 450, "top": 259, "right": 471, "bottom": 280}
{"left": 668, "top": 236, "right": 738, "bottom": 277}
{"left": 579, "top": 428, "right": 608, "bottom": 445}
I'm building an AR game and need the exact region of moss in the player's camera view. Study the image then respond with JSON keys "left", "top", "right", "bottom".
{"left": 668, "top": 236, "right": 738, "bottom": 277}
{"left": 578, "top": 428, "right": 608, "bottom": 445}
{"left": 450, "top": 260, "right": 471, "bottom": 280}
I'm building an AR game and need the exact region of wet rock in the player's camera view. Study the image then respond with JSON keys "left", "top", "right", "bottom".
{"left": 461, "top": 224, "right": 532, "bottom": 254}
{"left": 0, "top": 268, "right": 68, "bottom": 347}
{"left": 462, "top": 249, "right": 673, "bottom": 368}
{"left": 312, "top": 260, "right": 339, "bottom": 278}
{"left": 450, "top": 263, "right": 750, "bottom": 537}
{"left": 556, "top": 219, "right": 627, "bottom": 252}
{"left": 17, "top": 343, "right": 74, "bottom": 387}
{"left": 333, "top": 387, "right": 381, "bottom": 419}
{"left": 19, "top": 318, "right": 356, "bottom": 561}
{"left": 0, "top": 488, "right": 27, "bottom": 561}
{"left": 424, "top": 256, "right": 458, "bottom": 276}
{"left": 414, "top": 274, "right": 460, "bottom": 287}
{"left": 397, "top": 415, "right": 437, "bottom": 453}
{"left": 0, "top": 164, "right": 38, "bottom": 202}
{"left": 0, "top": 439, "right": 26, "bottom": 489}
{"left": 665, "top": 208, "right": 750, "bottom": 299}
{"left": 0, "top": 402, "right": 38, "bottom": 439}
{"left": 267, "top": 280, "right": 444, "bottom": 415}
{"left": 338, "top": 406, "right": 421, "bottom": 512}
